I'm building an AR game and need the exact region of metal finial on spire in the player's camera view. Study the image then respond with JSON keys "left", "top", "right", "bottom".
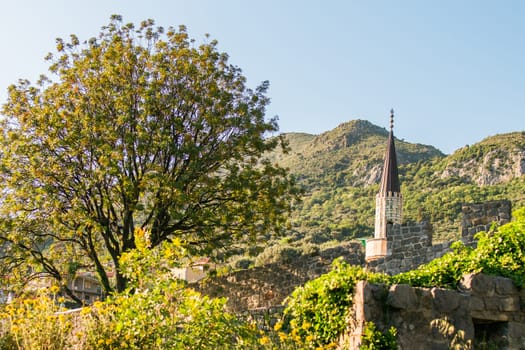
{"left": 390, "top": 109, "right": 394, "bottom": 131}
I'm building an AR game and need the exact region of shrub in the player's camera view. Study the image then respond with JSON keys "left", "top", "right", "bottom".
{"left": 0, "top": 288, "right": 74, "bottom": 350}
{"left": 359, "top": 322, "right": 397, "bottom": 350}
{"left": 234, "top": 258, "right": 255, "bottom": 270}
{"left": 393, "top": 207, "right": 525, "bottom": 289}
{"left": 468, "top": 207, "right": 525, "bottom": 287}
{"left": 255, "top": 245, "right": 302, "bottom": 266}
{"left": 283, "top": 259, "right": 389, "bottom": 347}
{"left": 81, "top": 283, "right": 261, "bottom": 349}
{"left": 391, "top": 241, "right": 471, "bottom": 288}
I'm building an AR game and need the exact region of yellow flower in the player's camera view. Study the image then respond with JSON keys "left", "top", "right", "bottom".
{"left": 278, "top": 332, "right": 288, "bottom": 342}
{"left": 259, "top": 336, "right": 270, "bottom": 345}
{"left": 274, "top": 321, "right": 283, "bottom": 331}
{"left": 305, "top": 335, "right": 314, "bottom": 343}
{"left": 49, "top": 285, "right": 60, "bottom": 294}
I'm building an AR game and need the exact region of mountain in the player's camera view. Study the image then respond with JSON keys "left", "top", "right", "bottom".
{"left": 225, "top": 121, "right": 525, "bottom": 269}
{"left": 269, "top": 120, "right": 444, "bottom": 189}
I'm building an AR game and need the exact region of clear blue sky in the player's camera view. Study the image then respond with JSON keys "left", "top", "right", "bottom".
{"left": 1, "top": 1, "right": 523, "bottom": 154}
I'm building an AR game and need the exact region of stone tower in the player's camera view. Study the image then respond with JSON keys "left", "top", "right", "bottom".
{"left": 366, "top": 110, "right": 403, "bottom": 260}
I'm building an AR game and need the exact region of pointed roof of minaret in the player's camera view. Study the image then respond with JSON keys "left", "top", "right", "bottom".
{"left": 379, "top": 109, "right": 400, "bottom": 194}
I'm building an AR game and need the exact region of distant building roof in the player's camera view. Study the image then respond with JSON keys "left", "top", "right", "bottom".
{"left": 379, "top": 110, "right": 400, "bottom": 194}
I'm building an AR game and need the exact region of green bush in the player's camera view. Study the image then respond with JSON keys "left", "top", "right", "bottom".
{"left": 234, "top": 258, "right": 255, "bottom": 270}
{"left": 82, "top": 283, "right": 261, "bottom": 349}
{"left": 391, "top": 241, "right": 471, "bottom": 288}
{"left": 283, "top": 259, "right": 389, "bottom": 347}
{"left": 255, "top": 245, "right": 302, "bottom": 266}
{"left": 359, "top": 322, "right": 397, "bottom": 350}
{"left": 393, "top": 207, "right": 525, "bottom": 289}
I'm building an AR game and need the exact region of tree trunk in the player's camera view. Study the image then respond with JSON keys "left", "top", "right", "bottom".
{"left": 61, "top": 285, "right": 83, "bottom": 305}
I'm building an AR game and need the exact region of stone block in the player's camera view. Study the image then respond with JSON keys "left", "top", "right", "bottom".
{"left": 499, "top": 296, "right": 520, "bottom": 312}
{"left": 459, "top": 273, "right": 495, "bottom": 297}
{"left": 410, "top": 226, "right": 421, "bottom": 233}
{"left": 469, "top": 296, "right": 484, "bottom": 311}
{"left": 494, "top": 276, "right": 518, "bottom": 295}
{"left": 483, "top": 296, "right": 501, "bottom": 312}
{"left": 392, "top": 252, "right": 404, "bottom": 259}
{"left": 431, "top": 288, "right": 465, "bottom": 313}
{"left": 471, "top": 308, "right": 509, "bottom": 322}
{"left": 387, "top": 284, "right": 419, "bottom": 310}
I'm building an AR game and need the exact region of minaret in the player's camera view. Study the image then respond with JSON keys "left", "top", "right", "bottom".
{"left": 366, "top": 109, "right": 403, "bottom": 260}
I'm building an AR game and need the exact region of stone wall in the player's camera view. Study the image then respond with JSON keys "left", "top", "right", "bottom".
{"left": 343, "top": 273, "right": 525, "bottom": 350}
{"left": 461, "top": 200, "right": 512, "bottom": 246}
{"left": 366, "top": 222, "right": 452, "bottom": 275}
{"left": 367, "top": 200, "right": 512, "bottom": 275}
{"left": 196, "top": 200, "right": 512, "bottom": 314}
{"left": 193, "top": 242, "right": 364, "bottom": 312}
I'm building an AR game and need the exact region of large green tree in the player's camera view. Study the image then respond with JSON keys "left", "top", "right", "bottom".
{"left": 0, "top": 15, "right": 297, "bottom": 300}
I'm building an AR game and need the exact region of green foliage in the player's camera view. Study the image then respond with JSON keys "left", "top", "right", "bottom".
{"left": 391, "top": 241, "right": 472, "bottom": 289}
{"left": 359, "top": 322, "right": 397, "bottom": 350}
{"left": 283, "top": 259, "right": 389, "bottom": 347}
{"left": 82, "top": 283, "right": 260, "bottom": 349}
{"left": 255, "top": 244, "right": 302, "bottom": 266}
{"left": 468, "top": 208, "right": 525, "bottom": 287}
{"left": 394, "top": 207, "right": 525, "bottom": 288}
{"left": 0, "top": 15, "right": 298, "bottom": 295}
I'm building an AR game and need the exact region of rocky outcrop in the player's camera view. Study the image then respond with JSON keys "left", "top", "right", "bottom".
{"left": 440, "top": 132, "right": 525, "bottom": 186}
{"left": 441, "top": 149, "right": 525, "bottom": 185}
{"left": 343, "top": 273, "right": 525, "bottom": 350}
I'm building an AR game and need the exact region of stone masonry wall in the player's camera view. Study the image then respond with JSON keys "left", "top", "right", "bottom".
{"left": 367, "top": 200, "right": 511, "bottom": 275}
{"left": 193, "top": 242, "right": 364, "bottom": 312}
{"left": 366, "top": 222, "right": 450, "bottom": 275}
{"left": 343, "top": 273, "right": 525, "bottom": 349}
{"left": 461, "top": 200, "right": 512, "bottom": 246}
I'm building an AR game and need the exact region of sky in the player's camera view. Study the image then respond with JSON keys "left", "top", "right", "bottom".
{"left": 0, "top": 1, "right": 523, "bottom": 154}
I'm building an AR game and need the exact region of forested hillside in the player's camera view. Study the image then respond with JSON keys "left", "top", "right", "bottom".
{"left": 229, "top": 121, "right": 525, "bottom": 268}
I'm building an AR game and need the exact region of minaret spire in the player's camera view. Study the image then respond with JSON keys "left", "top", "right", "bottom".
{"left": 390, "top": 108, "right": 394, "bottom": 132}
{"left": 379, "top": 109, "right": 400, "bottom": 194}
{"left": 366, "top": 109, "right": 404, "bottom": 260}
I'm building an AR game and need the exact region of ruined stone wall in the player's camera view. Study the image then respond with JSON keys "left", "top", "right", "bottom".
{"left": 367, "top": 200, "right": 512, "bottom": 275}
{"left": 193, "top": 242, "right": 364, "bottom": 312}
{"left": 366, "top": 222, "right": 452, "bottom": 275}
{"left": 343, "top": 273, "right": 525, "bottom": 350}
{"left": 197, "top": 200, "right": 512, "bottom": 314}
{"left": 461, "top": 200, "right": 512, "bottom": 246}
